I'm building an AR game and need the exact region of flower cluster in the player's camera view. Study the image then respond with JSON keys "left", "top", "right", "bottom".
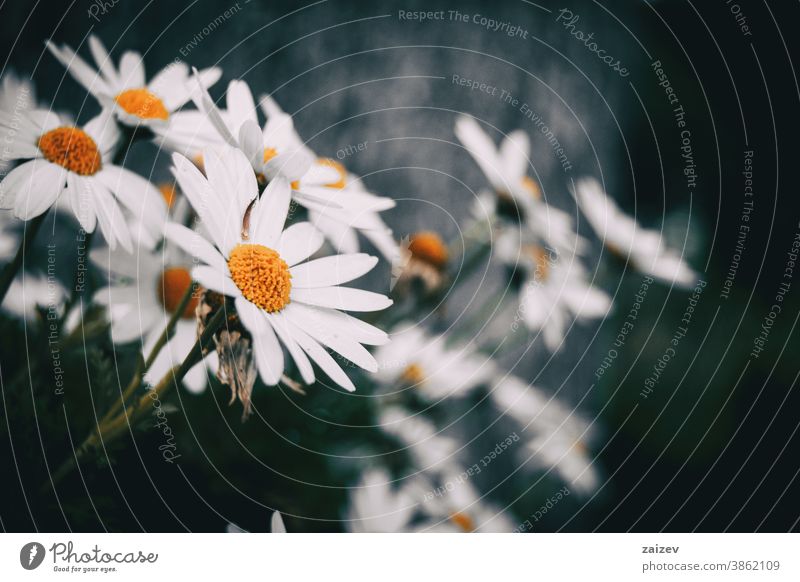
{"left": 0, "top": 36, "right": 697, "bottom": 532}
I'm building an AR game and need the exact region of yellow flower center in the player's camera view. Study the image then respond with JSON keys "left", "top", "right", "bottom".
{"left": 524, "top": 244, "right": 550, "bottom": 281}
{"left": 157, "top": 267, "right": 198, "bottom": 319}
{"left": 409, "top": 231, "right": 449, "bottom": 269}
{"left": 450, "top": 512, "right": 475, "bottom": 532}
{"left": 520, "top": 176, "right": 541, "bottom": 199}
{"left": 37, "top": 127, "right": 102, "bottom": 176}
{"left": 400, "top": 363, "right": 425, "bottom": 384}
{"left": 159, "top": 183, "right": 178, "bottom": 208}
{"left": 227, "top": 243, "right": 292, "bottom": 313}
{"left": 317, "top": 158, "right": 347, "bottom": 189}
{"left": 115, "top": 88, "right": 169, "bottom": 120}
{"left": 262, "top": 147, "right": 299, "bottom": 189}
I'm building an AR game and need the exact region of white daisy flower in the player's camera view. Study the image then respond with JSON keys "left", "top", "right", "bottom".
{"left": 491, "top": 376, "right": 599, "bottom": 496}
{"left": 379, "top": 405, "right": 459, "bottom": 474}
{"left": 0, "top": 71, "right": 38, "bottom": 175}
{"left": 374, "top": 322, "right": 494, "bottom": 401}
{"left": 455, "top": 115, "right": 585, "bottom": 257}
{"left": 574, "top": 177, "right": 697, "bottom": 287}
{"left": 0, "top": 108, "right": 166, "bottom": 251}
{"left": 91, "top": 238, "right": 211, "bottom": 394}
{"left": 414, "top": 472, "right": 516, "bottom": 533}
{"left": 46, "top": 35, "right": 221, "bottom": 128}
{"left": 188, "top": 79, "right": 398, "bottom": 260}
{"left": 345, "top": 467, "right": 416, "bottom": 533}
{"left": 165, "top": 145, "right": 392, "bottom": 395}
{"left": 496, "top": 230, "right": 610, "bottom": 352}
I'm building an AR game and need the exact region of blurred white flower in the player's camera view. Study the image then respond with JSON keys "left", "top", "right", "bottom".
{"left": 0, "top": 108, "right": 166, "bottom": 251}
{"left": 91, "top": 239, "right": 211, "bottom": 394}
{"left": 374, "top": 322, "right": 494, "bottom": 400}
{"left": 189, "top": 79, "right": 398, "bottom": 260}
{"left": 574, "top": 177, "right": 697, "bottom": 287}
{"left": 345, "top": 467, "right": 416, "bottom": 533}
{"left": 496, "top": 231, "right": 610, "bottom": 352}
{"left": 455, "top": 115, "right": 585, "bottom": 257}
{"left": 0, "top": 71, "right": 38, "bottom": 175}
{"left": 166, "top": 146, "right": 391, "bottom": 400}
{"left": 491, "top": 376, "right": 599, "bottom": 495}
{"left": 379, "top": 405, "right": 459, "bottom": 474}
{"left": 46, "top": 35, "right": 221, "bottom": 128}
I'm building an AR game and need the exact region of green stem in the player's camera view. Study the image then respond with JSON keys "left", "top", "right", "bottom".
{"left": 49, "top": 306, "right": 226, "bottom": 489}
{"left": 0, "top": 212, "right": 47, "bottom": 305}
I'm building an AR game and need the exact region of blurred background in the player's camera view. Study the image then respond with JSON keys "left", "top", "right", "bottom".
{"left": 1, "top": 0, "right": 799, "bottom": 532}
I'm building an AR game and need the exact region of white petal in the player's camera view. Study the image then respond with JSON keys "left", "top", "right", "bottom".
{"left": 90, "top": 177, "right": 132, "bottom": 252}
{"left": 192, "top": 265, "right": 240, "bottom": 298}
{"left": 117, "top": 51, "right": 145, "bottom": 88}
{"left": 454, "top": 115, "right": 506, "bottom": 191}
{"left": 285, "top": 303, "right": 388, "bottom": 346}
{"left": 66, "top": 172, "right": 97, "bottom": 233}
{"left": 45, "top": 41, "right": 110, "bottom": 96}
{"left": 290, "top": 253, "right": 377, "bottom": 288}
{"left": 282, "top": 320, "right": 355, "bottom": 391}
{"left": 291, "top": 286, "right": 392, "bottom": 312}
{"left": 235, "top": 295, "right": 268, "bottom": 335}
{"left": 252, "top": 323, "right": 284, "bottom": 385}
{"left": 226, "top": 80, "right": 258, "bottom": 135}
{"left": 499, "top": 130, "right": 530, "bottom": 180}
{"left": 164, "top": 222, "right": 227, "bottom": 272}
{"left": 265, "top": 149, "right": 312, "bottom": 182}
{"left": 266, "top": 311, "right": 315, "bottom": 384}
{"left": 250, "top": 176, "right": 290, "bottom": 248}
{"left": 278, "top": 222, "right": 324, "bottom": 266}
{"left": 88, "top": 35, "right": 119, "bottom": 88}
{"left": 11, "top": 159, "right": 66, "bottom": 219}
{"left": 271, "top": 511, "right": 287, "bottom": 534}
{"left": 96, "top": 166, "right": 167, "bottom": 239}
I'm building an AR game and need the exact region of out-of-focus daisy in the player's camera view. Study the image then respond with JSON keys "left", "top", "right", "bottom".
{"left": 189, "top": 79, "right": 398, "bottom": 260}
{"left": 496, "top": 231, "right": 610, "bottom": 352}
{"left": 574, "top": 177, "right": 697, "bottom": 287}
{"left": 414, "top": 471, "right": 515, "bottom": 533}
{"left": 0, "top": 71, "right": 37, "bottom": 175}
{"left": 455, "top": 115, "right": 585, "bottom": 257}
{"left": 166, "top": 146, "right": 391, "bottom": 414}
{"left": 392, "top": 231, "right": 450, "bottom": 295}
{"left": 226, "top": 510, "right": 287, "bottom": 533}
{"left": 344, "top": 468, "right": 416, "bottom": 533}
{"left": 91, "top": 240, "right": 210, "bottom": 393}
{"left": 46, "top": 35, "right": 221, "bottom": 128}
{"left": 491, "top": 376, "right": 599, "bottom": 495}
{"left": 379, "top": 405, "right": 459, "bottom": 473}
{"left": 0, "top": 108, "right": 166, "bottom": 251}
{"left": 0, "top": 212, "right": 67, "bottom": 321}
{"left": 374, "top": 322, "right": 494, "bottom": 401}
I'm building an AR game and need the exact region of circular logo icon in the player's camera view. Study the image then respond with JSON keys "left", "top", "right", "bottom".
{"left": 19, "top": 542, "right": 46, "bottom": 570}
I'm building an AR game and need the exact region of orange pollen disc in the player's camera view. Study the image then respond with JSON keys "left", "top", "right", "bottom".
{"left": 525, "top": 244, "right": 550, "bottom": 280}
{"left": 157, "top": 268, "right": 198, "bottom": 319}
{"left": 450, "top": 512, "right": 475, "bottom": 533}
{"left": 227, "top": 243, "right": 292, "bottom": 313}
{"left": 317, "top": 158, "right": 347, "bottom": 189}
{"left": 37, "top": 127, "right": 102, "bottom": 176}
{"left": 159, "top": 183, "right": 178, "bottom": 208}
{"left": 400, "top": 363, "right": 425, "bottom": 384}
{"left": 520, "top": 175, "right": 541, "bottom": 199}
{"left": 263, "top": 147, "right": 299, "bottom": 189}
{"left": 409, "top": 231, "right": 449, "bottom": 269}
{"left": 115, "top": 88, "right": 169, "bottom": 120}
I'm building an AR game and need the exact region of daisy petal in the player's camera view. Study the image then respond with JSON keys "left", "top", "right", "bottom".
{"left": 192, "top": 265, "right": 241, "bottom": 298}
{"left": 250, "top": 176, "right": 290, "bottom": 248}
{"left": 291, "top": 286, "right": 392, "bottom": 312}
{"left": 118, "top": 51, "right": 145, "bottom": 88}
{"left": 164, "top": 222, "right": 227, "bottom": 272}
{"left": 278, "top": 222, "right": 325, "bottom": 266}
{"left": 266, "top": 311, "right": 315, "bottom": 384}
{"left": 283, "top": 321, "right": 355, "bottom": 391}
{"left": 10, "top": 159, "right": 66, "bottom": 220}
{"left": 252, "top": 323, "right": 284, "bottom": 386}
{"left": 290, "top": 253, "right": 377, "bottom": 288}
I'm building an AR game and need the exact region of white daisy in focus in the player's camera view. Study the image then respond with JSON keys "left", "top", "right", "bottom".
{"left": 491, "top": 376, "right": 599, "bottom": 496}
{"left": 345, "top": 467, "right": 416, "bottom": 533}
{"left": 165, "top": 145, "right": 391, "bottom": 406}
{"left": 0, "top": 108, "right": 166, "bottom": 251}
{"left": 455, "top": 115, "right": 585, "bottom": 257}
{"left": 374, "top": 322, "right": 494, "bottom": 401}
{"left": 379, "top": 405, "right": 459, "bottom": 474}
{"left": 46, "top": 35, "right": 221, "bottom": 128}
{"left": 574, "top": 177, "right": 697, "bottom": 287}
{"left": 496, "top": 231, "right": 610, "bottom": 352}
{"left": 188, "top": 79, "right": 398, "bottom": 260}
{"left": 0, "top": 71, "right": 37, "bottom": 175}
{"left": 91, "top": 239, "right": 211, "bottom": 393}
